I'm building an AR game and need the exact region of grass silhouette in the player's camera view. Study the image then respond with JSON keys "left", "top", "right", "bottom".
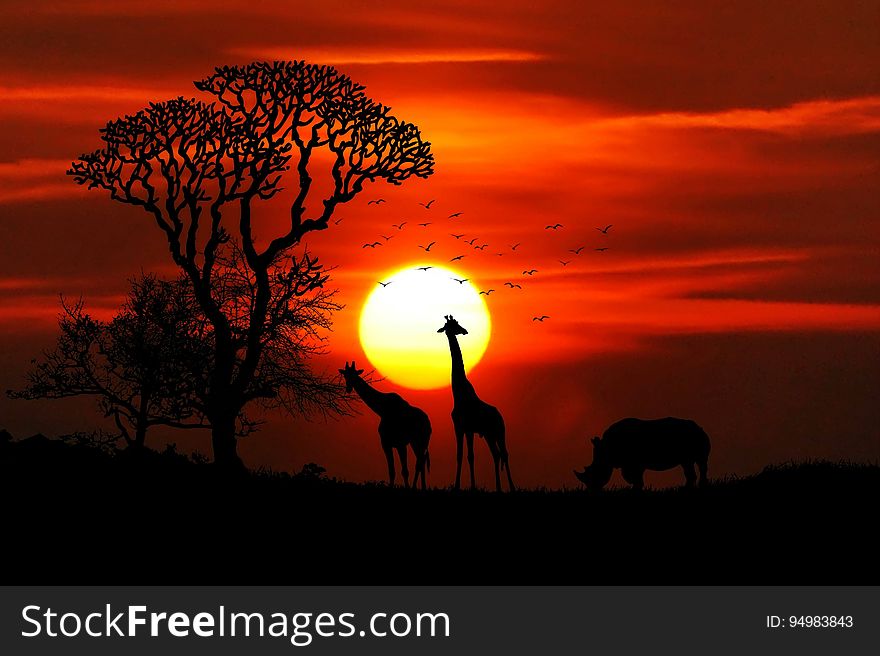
{"left": 2, "top": 434, "right": 876, "bottom": 584}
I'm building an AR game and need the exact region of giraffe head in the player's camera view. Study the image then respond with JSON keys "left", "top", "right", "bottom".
{"left": 437, "top": 314, "right": 468, "bottom": 336}
{"left": 338, "top": 361, "right": 365, "bottom": 393}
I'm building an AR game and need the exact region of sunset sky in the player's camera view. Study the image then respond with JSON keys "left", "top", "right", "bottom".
{"left": 1, "top": 1, "right": 878, "bottom": 487}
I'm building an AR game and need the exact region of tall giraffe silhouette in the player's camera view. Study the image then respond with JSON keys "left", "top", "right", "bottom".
{"left": 437, "top": 315, "right": 515, "bottom": 492}
{"left": 338, "top": 362, "right": 432, "bottom": 489}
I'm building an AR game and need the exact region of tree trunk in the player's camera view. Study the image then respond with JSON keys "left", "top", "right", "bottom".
{"left": 210, "top": 412, "right": 244, "bottom": 471}
{"left": 133, "top": 418, "right": 147, "bottom": 448}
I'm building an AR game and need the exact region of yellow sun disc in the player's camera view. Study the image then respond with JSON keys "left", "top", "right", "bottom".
{"left": 359, "top": 264, "right": 491, "bottom": 390}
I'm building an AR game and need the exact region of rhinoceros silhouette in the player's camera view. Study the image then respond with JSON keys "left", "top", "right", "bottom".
{"left": 575, "top": 417, "right": 710, "bottom": 491}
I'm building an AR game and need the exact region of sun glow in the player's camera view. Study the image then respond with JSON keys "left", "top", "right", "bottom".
{"left": 358, "top": 264, "right": 491, "bottom": 390}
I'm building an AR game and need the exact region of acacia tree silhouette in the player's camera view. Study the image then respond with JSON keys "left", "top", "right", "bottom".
{"left": 9, "top": 276, "right": 217, "bottom": 448}
{"left": 68, "top": 61, "right": 434, "bottom": 468}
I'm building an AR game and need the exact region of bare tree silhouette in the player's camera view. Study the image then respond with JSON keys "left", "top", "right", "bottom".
{"left": 8, "top": 276, "right": 215, "bottom": 448}
{"left": 68, "top": 61, "right": 434, "bottom": 468}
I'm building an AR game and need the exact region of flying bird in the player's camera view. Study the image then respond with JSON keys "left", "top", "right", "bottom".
{"left": 367, "top": 199, "right": 386, "bottom": 205}
{"left": 596, "top": 224, "right": 613, "bottom": 234}
{"left": 545, "top": 223, "right": 564, "bottom": 230}
{"left": 569, "top": 246, "right": 586, "bottom": 255}
{"left": 418, "top": 222, "right": 432, "bottom": 227}
{"left": 392, "top": 222, "right": 407, "bottom": 230}
{"left": 594, "top": 247, "right": 609, "bottom": 252}
{"left": 377, "top": 281, "right": 392, "bottom": 287}
{"left": 334, "top": 217, "right": 344, "bottom": 225}
{"left": 479, "top": 289, "right": 495, "bottom": 295}
{"left": 448, "top": 212, "right": 464, "bottom": 218}
{"left": 474, "top": 244, "right": 488, "bottom": 251}
{"left": 419, "top": 199, "right": 436, "bottom": 209}
{"left": 451, "top": 278, "right": 469, "bottom": 284}
{"left": 419, "top": 241, "right": 437, "bottom": 252}
{"left": 504, "top": 282, "right": 523, "bottom": 289}
{"left": 532, "top": 315, "right": 550, "bottom": 322}
{"left": 362, "top": 241, "right": 382, "bottom": 248}
{"left": 466, "top": 237, "right": 479, "bottom": 245}
{"left": 510, "top": 243, "right": 521, "bottom": 250}
{"left": 523, "top": 269, "right": 538, "bottom": 275}
{"left": 381, "top": 234, "right": 394, "bottom": 241}
{"left": 450, "top": 233, "right": 465, "bottom": 239}
{"left": 416, "top": 266, "right": 433, "bottom": 271}
{"left": 495, "top": 253, "right": 505, "bottom": 257}
{"left": 559, "top": 260, "right": 571, "bottom": 266}
{"left": 449, "top": 255, "right": 465, "bottom": 262}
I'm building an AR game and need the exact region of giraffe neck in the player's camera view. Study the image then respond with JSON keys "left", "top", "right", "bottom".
{"left": 446, "top": 332, "right": 474, "bottom": 397}
{"left": 351, "top": 376, "right": 389, "bottom": 416}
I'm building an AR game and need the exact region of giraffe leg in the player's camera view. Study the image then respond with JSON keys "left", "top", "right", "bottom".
{"left": 454, "top": 428, "right": 464, "bottom": 490}
{"left": 398, "top": 446, "right": 410, "bottom": 489}
{"left": 466, "top": 433, "right": 476, "bottom": 490}
{"left": 487, "top": 440, "right": 502, "bottom": 492}
{"left": 503, "top": 450, "right": 516, "bottom": 492}
{"left": 384, "top": 447, "right": 395, "bottom": 487}
{"left": 409, "top": 445, "right": 419, "bottom": 489}
{"left": 413, "top": 443, "right": 427, "bottom": 490}
{"left": 411, "top": 451, "right": 422, "bottom": 490}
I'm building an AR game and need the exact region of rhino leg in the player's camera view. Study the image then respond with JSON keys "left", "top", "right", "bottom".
{"left": 622, "top": 466, "right": 644, "bottom": 490}
{"left": 682, "top": 462, "right": 697, "bottom": 488}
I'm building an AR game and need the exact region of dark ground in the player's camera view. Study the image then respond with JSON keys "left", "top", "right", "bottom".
{"left": 1, "top": 433, "right": 877, "bottom": 585}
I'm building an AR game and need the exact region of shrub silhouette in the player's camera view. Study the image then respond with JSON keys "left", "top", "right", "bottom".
{"left": 9, "top": 276, "right": 213, "bottom": 448}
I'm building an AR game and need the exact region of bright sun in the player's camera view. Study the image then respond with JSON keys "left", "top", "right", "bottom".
{"left": 359, "top": 264, "right": 491, "bottom": 390}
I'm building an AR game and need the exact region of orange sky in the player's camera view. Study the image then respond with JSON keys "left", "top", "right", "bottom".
{"left": 1, "top": 1, "right": 878, "bottom": 487}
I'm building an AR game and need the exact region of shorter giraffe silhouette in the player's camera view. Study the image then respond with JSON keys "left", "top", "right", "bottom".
{"left": 339, "top": 362, "right": 432, "bottom": 489}
{"left": 438, "top": 315, "right": 514, "bottom": 492}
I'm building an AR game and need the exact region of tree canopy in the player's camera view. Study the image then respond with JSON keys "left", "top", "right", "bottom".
{"left": 66, "top": 61, "right": 434, "bottom": 467}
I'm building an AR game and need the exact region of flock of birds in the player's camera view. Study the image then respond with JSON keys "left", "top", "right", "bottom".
{"left": 349, "top": 196, "right": 616, "bottom": 324}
